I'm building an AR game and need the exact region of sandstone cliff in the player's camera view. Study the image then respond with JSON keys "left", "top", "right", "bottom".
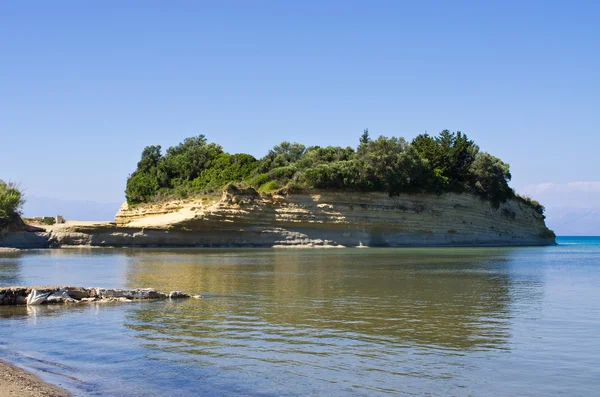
{"left": 3, "top": 187, "right": 554, "bottom": 248}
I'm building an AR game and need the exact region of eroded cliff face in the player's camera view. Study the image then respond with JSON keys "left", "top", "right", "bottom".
{"left": 0, "top": 189, "right": 555, "bottom": 248}
{"left": 105, "top": 188, "right": 554, "bottom": 247}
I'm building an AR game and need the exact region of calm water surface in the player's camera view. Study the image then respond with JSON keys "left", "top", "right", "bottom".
{"left": 1, "top": 237, "right": 599, "bottom": 396}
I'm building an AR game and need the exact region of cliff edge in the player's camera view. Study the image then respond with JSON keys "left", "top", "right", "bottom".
{"left": 2, "top": 187, "right": 555, "bottom": 248}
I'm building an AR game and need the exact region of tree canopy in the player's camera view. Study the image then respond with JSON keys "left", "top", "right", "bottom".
{"left": 124, "top": 130, "right": 542, "bottom": 214}
{"left": 0, "top": 180, "right": 25, "bottom": 221}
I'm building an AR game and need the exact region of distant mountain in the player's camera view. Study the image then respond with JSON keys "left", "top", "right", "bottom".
{"left": 22, "top": 196, "right": 121, "bottom": 222}
{"left": 519, "top": 182, "right": 600, "bottom": 236}
{"left": 544, "top": 207, "right": 600, "bottom": 236}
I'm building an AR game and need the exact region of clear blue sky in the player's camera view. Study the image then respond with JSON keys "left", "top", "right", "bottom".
{"left": 1, "top": 0, "right": 598, "bottom": 205}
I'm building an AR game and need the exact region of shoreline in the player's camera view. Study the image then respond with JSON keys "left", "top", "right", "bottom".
{"left": 0, "top": 360, "right": 71, "bottom": 397}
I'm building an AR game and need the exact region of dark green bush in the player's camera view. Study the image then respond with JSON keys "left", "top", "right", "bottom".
{"left": 40, "top": 217, "right": 56, "bottom": 225}
{"left": 516, "top": 194, "right": 545, "bottom": 215}
{"left": 247, "top": 173, "right": 270, "bottom": 187}
{"left": 0, "top": 180, "right": 25, "bottom": 219}
{"left": 268, "top": 166, "right": 297, "bottom": 182}
{"left": 469, "top": 152, "right": 514, "bottom": 208}
{"left": 125, "top": 171, "right": 160, "bottom": 204}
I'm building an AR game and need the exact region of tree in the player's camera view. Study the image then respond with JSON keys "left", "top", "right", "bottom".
{"left": 412, "top": 130, "right": 479, "bottom": 191}
{"left": 296, "top": 146, "right": 355, "bottom": 169}
{"left": 360, "top": 129, "right": 370, "bottom": 145}
{"left": 137, "top": 145, "right": 162, "bottom": 173}
{"left": 470, "top": 152, "right": 513, "bottom": 207}
{"left": 443, "top": 131, "right": 479, "bottom": 190}
{"left": 123, "top": 131, "right": 530, "bottom": 208}
{"left": 163, "top": 136, "right": 224, "bottom": 182}
{"left": 125, "top": 171, "right": 160, "bottom": 204}
{"left": 270, "top": 142, "right": 306, "bottom": 164}
{"left": 0, "top": 180, "right": 25, "bottom": 219}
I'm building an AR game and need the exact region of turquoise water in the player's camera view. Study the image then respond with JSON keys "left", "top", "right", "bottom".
{"left": 556, "top": 235, "right": 600, "bottom": 246}
{"left": 1, "top": 237, "right": 599, "bottom": 396}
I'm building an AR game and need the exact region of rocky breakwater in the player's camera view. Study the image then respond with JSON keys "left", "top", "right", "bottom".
{"left": 0, "top": 286, "right": 195, "bottom": 306}
{"left": 0, "top": 186, "right": 556, "bottom": 248}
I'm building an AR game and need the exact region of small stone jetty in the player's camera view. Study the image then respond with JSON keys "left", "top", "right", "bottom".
{"left": 0, "top": 286, "right": 197, "bottom": 306}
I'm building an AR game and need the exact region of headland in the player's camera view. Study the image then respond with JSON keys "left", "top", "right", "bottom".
{"left": 1, "top": 187, "right": 555, "bottom": 249}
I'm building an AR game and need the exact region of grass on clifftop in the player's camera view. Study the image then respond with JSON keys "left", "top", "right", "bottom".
{"left": 124, "top": 130, "right": 545, "bottom": 215}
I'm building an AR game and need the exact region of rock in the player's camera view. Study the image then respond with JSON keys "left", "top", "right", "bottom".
{"left": 65, "top": 287, "right": 90, "bottom": 300}
{"left": 46, "top": 289, "right": 77, "bottom": 303}
{"left": 169, "top": 291, "right": 190, "bottom": 299}
{"left": 26, "top": 290, "right": 52, "bottom": 305}
{"left": 0, "top": 287, "right": 32, "bottom": 305}
{"left": 95, "top": 288, "right": 167, "bottom": 300}
{"left": 101, "top": 297, "right": 131, "bottom": 303}
{"left": 192, "top": 294, "right": 204, "bottom": 299}
{"left": 2, "top": 285, "right": 192, "bottom": 305}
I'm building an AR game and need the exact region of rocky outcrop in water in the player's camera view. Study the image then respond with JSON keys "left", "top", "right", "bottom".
{"left": 0, "top": 286, "right": 195, "bottom": 305}
{"left": 0, "top": 188, "right": 556, "bottom": 248}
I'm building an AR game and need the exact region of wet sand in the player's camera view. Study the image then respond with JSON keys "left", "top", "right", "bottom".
{"left": 0, "top": 360, "right": 70, "bottom": 396}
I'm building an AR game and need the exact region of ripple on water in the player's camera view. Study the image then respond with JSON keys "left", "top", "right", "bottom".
{"left": 1, "top": 243, "right": 600, "bottom": 396}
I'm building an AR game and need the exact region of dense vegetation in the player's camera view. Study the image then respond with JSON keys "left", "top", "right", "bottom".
{"left": 125, "top": 130, "right": 544, "bottom": 214}
{"left": 0, "top": 180, "right": 25, "bottom": 222}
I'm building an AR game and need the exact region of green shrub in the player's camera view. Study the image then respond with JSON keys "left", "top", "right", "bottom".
{"left": 124, "top": 136, "right": 259, "bottom": 204}
{"left": 258, "top": 181, "right": 281, "bottom": 193}
{"left": 268, "top": 166, "right": 297, "bottom": 182}
{"left": 40, "top": 217, "right": 56, "bottom": 225}
{"left": 123, "top": 131, "right": 546, "bottom": 212}
{"left": 0, "top": 180, "right": 25, "bottom": 219}
{"left": 304, "top": 161, "right": 359, "bottom": 189}
{"left": 516, "top": 194, "right": 545, "bottom": 215}
{"left": 247, "top": 173, "right": 270, "bottom": 188}
{"left": 469, "top": 153, "right": 513, "bottom": 208}
{"left": 125, "top": 172, "right": 159, "bottom": 204}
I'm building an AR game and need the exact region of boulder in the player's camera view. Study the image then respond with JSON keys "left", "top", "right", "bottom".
{"left": 65, "top": 287, "right": 90, "bottom": 300}
{"left": 169, "top": 291, "right": 190, "bottom": 299}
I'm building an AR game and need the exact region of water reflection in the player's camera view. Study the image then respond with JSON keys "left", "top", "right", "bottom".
{"left": 0, "top": 248, "right": 554, "bottom": 396}
{"left": 122, "top": 249, "right": 527, "bottom": 351}
{"left": 0, "top": 251, "right": 23, "bottom": 285}
{"left": 0, "top": 248, "right": 130, "bottom": 288}
{"left": 0, "top": 248, "right": 543, "bottom": 352}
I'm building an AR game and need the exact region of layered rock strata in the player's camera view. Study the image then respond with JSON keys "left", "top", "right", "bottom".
{"left": 0, "top": 188, "right": 556, "bottom": 248}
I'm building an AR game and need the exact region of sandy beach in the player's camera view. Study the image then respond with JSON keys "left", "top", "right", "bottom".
{"left": 0, "top": 360, "right": 70, "bottom": 396}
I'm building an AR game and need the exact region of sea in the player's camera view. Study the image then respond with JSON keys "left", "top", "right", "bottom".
{"left": 1, "top": 236, "right": 599, "bottom": 396}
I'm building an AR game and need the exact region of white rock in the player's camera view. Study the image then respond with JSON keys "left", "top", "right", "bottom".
{"left": 26, "top": 289, "right": 52, "bottom": 305}
{"left": 46, "top": 289, "right": 77, "bottom": 303}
